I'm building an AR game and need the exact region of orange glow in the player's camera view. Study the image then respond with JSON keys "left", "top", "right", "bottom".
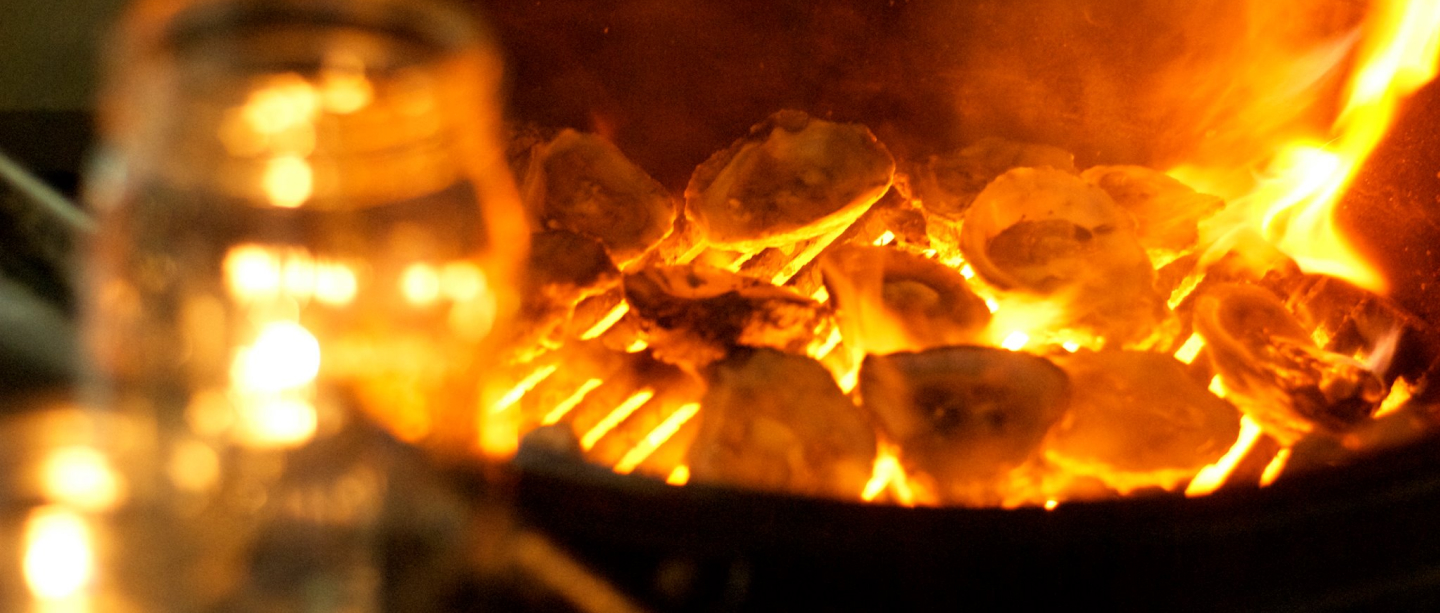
{"left": 1173, "top": 333, "right": 1206, "bottom": 365}
{"left": 541, "top": 378, "right": 603, "bottom": 425}
{"left": 440, "top": 261, "right": 489, "bottom": 301}
{"left": 1000, "top": 331, "right": 1030, "bottom": 351}
{"left": 666, "top": 465, "right": 691, "bottom": 486}
{"left": 580, "top": 303, "right": 630, "bottom": 340}
{"left": 168, "top": 440, "right": 221, "bottom": 493}
{"left": 262, "top": 155, "right": 313, "bottom": 208}
{"left": 1044, "top": 499, "right": 1059, "bottom": 511}
{"left": 1185, "top": 415, "right": 1263, "bottom": 497}
{"left": 236, "top": 396, "right": 318, "bottom": 448}
{"left": 613, "top": 402, "right": 701, "bottom": 474}
{"left": 319, "top": 53, "right": 373, "bottom": 114}
{"left": 313, "top": 262, "right": 358, "bottom": 305}
{"left": 861, "top": 442, "right": 915, "bottom": 507}
{"left": 1375, "top": 377, "right": 1415, "bottom": 418}
{"left": 580, "top": 389, "right": 655, "bottom": 450}
{"left": 23, "top": 506, "right": 94, "bottom": 601}
{"left": 872, "top": 230, "right": 896, "bottom": 246}
{"left": 1260, "top": 448, "right": 1292, "bottom": 487}
{"left": 40, "top": 447, "right": 123, "bottom": 512}
{"left": 224, "top": 244, "right": 283, "bottom": 301}
{"left": 241, "top": 74, "right": 318, "bottom": 135}
{"left": 231, "top": 321, "right": 321, "bottom": 392}
{"left": 401, "top": 263, "right": 442, "bottom": 306}
{"left": 493, "top": 364, "right": 559, "bottom": 414}
{"left": 1186, "top": 0, "right": 1440, "bottom": 293}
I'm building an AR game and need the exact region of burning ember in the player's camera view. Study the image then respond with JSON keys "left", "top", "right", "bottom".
{"left": 345, "top": 0, "right": 1440, "bottom": 509}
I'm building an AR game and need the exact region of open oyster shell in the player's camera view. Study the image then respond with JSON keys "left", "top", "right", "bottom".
{"left": 684, "top": 110, "right": 895, "bottom": 251}
{"left": 623, "top": 263, "right": 825, "bottom": 367}
{"left": 1047, "top": 350, "right": 1241, "bottom": 493}
{"left": 960, "top": 167, "right": 1166, "bottom": 346}
{"left": 512, "top": 128, "right": 677, "bottom": 267}
{"left": 688, "top": 348, "right": 875, "bottom": 499}
{"left": 820, "top": 244, "right": 990, "bottom": 354}
{"left": 1194, "top": 283, "right": 1386, "bottom": 444}
{"left": 859, "top": 346, "right": 1069, "bottom": 503}
{"left": 1080, "top": 165, "right": 1224, "bottom": 262}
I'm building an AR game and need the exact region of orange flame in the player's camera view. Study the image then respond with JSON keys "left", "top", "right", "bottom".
{"left": 1186, "top": 0, "right": 1440, "bottom": 293}
{"left": 861, "top": 442, "right": 916, "bottom": 507}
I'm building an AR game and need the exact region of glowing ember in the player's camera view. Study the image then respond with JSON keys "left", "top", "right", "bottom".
{"left": 494, "top": 364, "right": 559, "bottom": 414}
{"left": 613, "top": 402, "right": 701, "bottom": 474}
{"left": 580, "top": 389, "right": 656, "bottom": 451}
{"left": 861, "top": 442, "right": 915, "bottom": 507}
{"left": 1186, "top": 415, "right": 1264, "bottom": 498}
{"left": 666, "top": 465, "right": 691, "bottom": 486}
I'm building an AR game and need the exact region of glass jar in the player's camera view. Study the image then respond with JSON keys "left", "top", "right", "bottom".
{"left": 83, "top": 0, "right": 526, "bottom": 609}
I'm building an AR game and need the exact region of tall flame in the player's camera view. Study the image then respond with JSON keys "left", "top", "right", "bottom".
{"left": 1184, "top": 0, "right": 1440, "bottom": 293}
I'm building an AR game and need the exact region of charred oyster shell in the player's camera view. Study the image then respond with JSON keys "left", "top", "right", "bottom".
{"left": 859, "top": 346, "right": 1069, "bottom": 503}
{"left": 1193, "top": 283, "right": 1385, "bottom": 444}
{"left": 820, "top": 244, "right": 990, "bottom": 354}
{"left": 687, "top": 348, "right": 876, "bottom": 499}
{"left": 685, "top": 110, "right": 895, "bottom": 251}
{"left": 513, "top": 128, "right": 677, "bottom": 266}
{"left": 1048, "top": 350, "right": 1241, "bottom": 492}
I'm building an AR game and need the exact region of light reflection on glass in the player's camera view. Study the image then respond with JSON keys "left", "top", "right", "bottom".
{"left": 39, "top": 448, "right": 124, "bottom": 512}
{"left": 23, "top": 506, "right": 95, "bottom": 602}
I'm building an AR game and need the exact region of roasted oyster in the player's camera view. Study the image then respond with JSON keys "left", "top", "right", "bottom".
{"left": 687, "top": 348, "right": 875, "bottom": 499}
{"left": 1047, "top": 350, "right": 1241, "bottom": 493}
{"left": 859, "top": 346, "right": 1069, "bottom": 504}
{"left": 1193, "top": 283, "right": 1385, "bottom": 444}
{"left": 820, "top": 244, "right": 990, "bottom": 354}
{"left": 512, "top": 128, "right": 677, "bottom": 266}
{"left": 684, "top": 110, "right": 895, "bottom": 251}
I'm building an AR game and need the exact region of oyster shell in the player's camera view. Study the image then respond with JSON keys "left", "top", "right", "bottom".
{"left": 820, "top": 244, "right": 990, "bottom": 354}
{"left": 1047, "top": 350, "right": 1241, "bottom": 492}
{"left": 960, "top": 167, "right": 1165, "bottom": 346}
{"left": 685, "top": 110, "right": 895, "bottom": 251}
{"left": 623, "top": 263, "right": 825, "bottom": 367}
{"left": 913, "top": 137, "right": 1076, "bottom": 221}
{"left": 1080, "top": 165, "right": 1224, "bottom": 261}
{"left": 859, "top": 346, "right": 1069, "bottom": 503}
{"left": 1193, "top": 283, "right": 1385, "bottom": 444}
{"left": 513, "top": 128, "right": 677, "bottom": 266}
{"left": 687, "top": 348, "right": 875, "bottom": 499}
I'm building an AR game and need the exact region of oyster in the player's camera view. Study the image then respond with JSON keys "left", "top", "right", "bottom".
{"left": 684, "top": 110, "right": 895, "bottom": 251}
{"left": 960, "top": 167, "right": 1165, "bottom": 346}
{"left": 1081, "top": 165, "right": 1224, "bottom": 261}
{"left": 623, "top": 263, "right": 825, "bottom": 367}
{"left": 1048, "top": 351, "right": 1241, "bottom": 492}
{"left": 687, "top": 348, "right": 875, "bottom": 499}
{"left": 1193, "top": 283, "right": 1385, "bottom": 444}
{"left": 512, "top": 128, "right": 677, "bottom": 266}
{"left": 820, "top": 244, "right": 990, "bottom": 354}
{"left": 859, "top": 346, "right": 1069, "bottom": 503}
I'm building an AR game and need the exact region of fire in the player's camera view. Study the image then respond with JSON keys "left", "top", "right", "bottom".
{"left": 861, "top": 442, "right": 916, "bottom": 507}
{"left": 437, "top": 1, "right": 1440, "bottom": 508}
{"left": 1184, "top": 0, "right": 1440, "bottom": 293}
{"left": 1185, "top": 415, "right": 1264, "bottom": 498}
